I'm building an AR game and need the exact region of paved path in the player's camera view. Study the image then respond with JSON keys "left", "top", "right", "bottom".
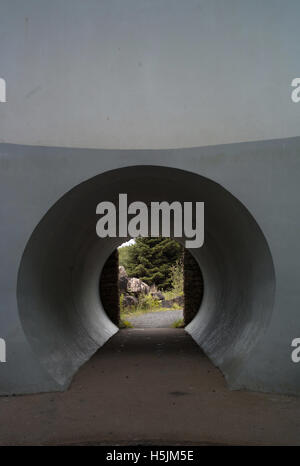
{"left": 0, "top": 328, "right": 300, "bottom": 445}
{"left": 127, "top": 309, "right": 183, "bottom": 328}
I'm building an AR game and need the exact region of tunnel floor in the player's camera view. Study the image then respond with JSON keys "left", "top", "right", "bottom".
{"left": 1, "top": 328, "right": 300, "bottom": 446}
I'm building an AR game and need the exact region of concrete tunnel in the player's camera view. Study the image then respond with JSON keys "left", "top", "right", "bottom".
{"left": 16, "top": 165, "right": 275, "bottom": 390}
{"left": 1, "top": 0, "right": 300, "bottom": 397}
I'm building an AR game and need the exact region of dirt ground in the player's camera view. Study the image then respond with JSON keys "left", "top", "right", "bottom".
{"left": 0, "top": 328, "right": 300, "bottom": 446}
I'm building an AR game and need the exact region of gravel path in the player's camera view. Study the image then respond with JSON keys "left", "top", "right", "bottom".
{"left": 127, "top": 309, "right": 183, "bottom": 328}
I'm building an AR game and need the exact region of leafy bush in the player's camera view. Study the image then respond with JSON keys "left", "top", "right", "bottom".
{"left": 137, "top": 294, "right": 160, "bottom": 311}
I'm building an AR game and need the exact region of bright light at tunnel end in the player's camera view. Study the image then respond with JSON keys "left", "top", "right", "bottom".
{"left": 96, "top": 193, "right": 205, "bottom": 249}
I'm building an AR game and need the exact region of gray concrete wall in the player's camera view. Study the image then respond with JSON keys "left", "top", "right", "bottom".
{"left": 0, "top": 0, "right": 300, "bottom": 149}
{"left": 0, "top": 138, "right": 299, "bottom": 395}
{"left": 0, "top": 1, "right": 299, "bottom": 395}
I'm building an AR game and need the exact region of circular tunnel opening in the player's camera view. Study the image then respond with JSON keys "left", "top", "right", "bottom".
{"left": 17, "top": 166, "right": 275, "bottom": 390}
{"left": 99, "top": 242, "right": 204, "bottom": 330}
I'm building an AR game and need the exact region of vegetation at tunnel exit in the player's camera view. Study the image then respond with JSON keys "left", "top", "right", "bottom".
{"left": 119, "top": 237, "right": 183, "bottom": 290}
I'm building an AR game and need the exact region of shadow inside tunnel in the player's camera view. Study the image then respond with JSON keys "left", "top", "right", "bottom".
{"left": 1, "top": 328, "right": 299, "bottom": 446}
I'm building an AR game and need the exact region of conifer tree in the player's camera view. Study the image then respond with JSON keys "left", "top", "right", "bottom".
{"left": 124, "top": 237, "right": 183, "bottom": 290}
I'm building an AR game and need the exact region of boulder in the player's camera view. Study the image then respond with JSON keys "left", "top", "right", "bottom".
{"left": 127, "top": 277, "right": 150, "bottom": 296}
{"left": 122, "top": 294, "right": 138, "bottom": 308}
{"left": 118, "top": 265, "right": 127, "bottom": 278}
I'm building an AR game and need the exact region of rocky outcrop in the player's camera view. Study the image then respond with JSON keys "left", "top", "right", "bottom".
{"left": 122, "top": 295, "right": 138, "bottom": 308}
{"left": 118, "top": 266, "right": 183, "bottom": 310}
{"left": 119, "top": 266, "right": 150, "bottom": 307}
{"left": 127, "top": 277, "right": 150, "bottom": 296}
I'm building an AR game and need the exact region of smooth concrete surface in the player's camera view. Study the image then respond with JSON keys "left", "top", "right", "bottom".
{"left": 1, "top": 1, "right": 300, "bottom": 150}
{"left": 1, "top": 329, "right": 300, "bottom": 446}
{"left": 0, "top": 137, "right": 300, "bottom": 395}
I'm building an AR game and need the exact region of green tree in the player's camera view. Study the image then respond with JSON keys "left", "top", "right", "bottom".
{"left": 169, "top": 258, "right": 184, "bottom": 295}
{"left": 124, "top": 237, "right": 183, "bottom": 290}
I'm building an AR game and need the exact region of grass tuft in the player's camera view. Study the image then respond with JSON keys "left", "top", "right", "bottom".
{"left": 171, "top": 318, "right": 185, "bottom": 328}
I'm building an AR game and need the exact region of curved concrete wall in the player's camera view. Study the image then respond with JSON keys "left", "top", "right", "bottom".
{"left": 0, "top": 1, "right": 300, "bottom": 396}
{"left": 1, "top": 138, "right": 300, "bottom": 395}
{"left": 17, "top": 165, "right": 275, "bottom": 390}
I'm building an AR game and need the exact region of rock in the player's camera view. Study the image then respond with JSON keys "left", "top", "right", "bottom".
{"left": 161, "top": 295, "right": 184, "bottom": 308}
{"left": 118, "top": 266, "right": 128, "bottom": 293}
{"left": 118, "top": 265, "right": 128, "bottom": 278}
{"left": 122, "top": 295, "right": 138, "bottom": 308}
{"left": 127, "top": 277, "right": 150, "bottom": 296}
{"left": 118, "top": 266, "right": 150, "bottom": 297}
{"left": 151, "top": 290, "right": 165, "bottom": 301}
